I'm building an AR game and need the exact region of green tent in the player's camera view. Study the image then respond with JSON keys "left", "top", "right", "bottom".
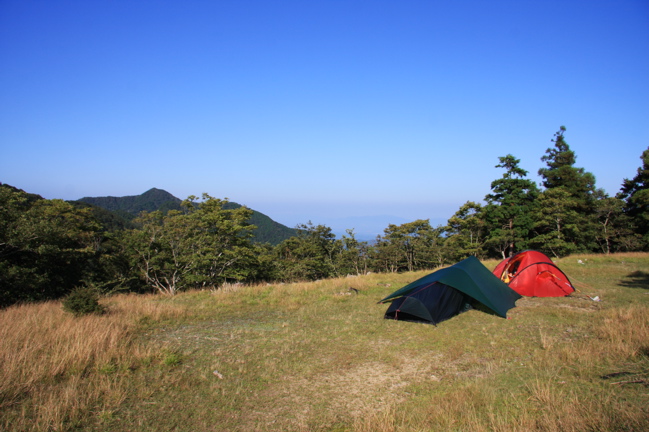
{"left": 380, "top": 256, "right": 521, "bottom": 324}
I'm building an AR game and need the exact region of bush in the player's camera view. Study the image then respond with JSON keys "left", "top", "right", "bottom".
{"left": 62, "top": 286, "right": 105, "bottom": 316}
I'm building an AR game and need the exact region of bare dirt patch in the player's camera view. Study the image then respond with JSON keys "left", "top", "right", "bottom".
{"left": 241, "top": 358, "right": 434, "bottom": 431}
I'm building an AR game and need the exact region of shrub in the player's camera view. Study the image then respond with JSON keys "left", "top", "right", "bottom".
{"left": 62, "top": 286, "right": 105, "bottom": 316}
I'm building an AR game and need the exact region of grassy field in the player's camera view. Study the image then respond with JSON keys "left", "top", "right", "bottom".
{"left": 1, "top": 253, "right": 648, "bottom": 431}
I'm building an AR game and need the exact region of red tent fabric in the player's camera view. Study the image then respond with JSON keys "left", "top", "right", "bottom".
{"left": 492, "top": 250, "right": 574, "bottom": 297}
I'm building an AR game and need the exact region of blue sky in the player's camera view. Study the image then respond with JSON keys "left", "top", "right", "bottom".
{"left": 1, "top": 1, "right": 648, "bottom": 238}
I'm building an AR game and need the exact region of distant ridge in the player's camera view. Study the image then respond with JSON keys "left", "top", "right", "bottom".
{"left": 76, "top": 188, "right": 296, "bottom": 245}
{"left": 78, "top": 188, "right": 181, "bottom": 214}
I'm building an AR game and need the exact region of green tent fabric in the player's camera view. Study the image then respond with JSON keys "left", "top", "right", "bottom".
{"left": 379, "top": 256, "right": 521, "bottom": 320}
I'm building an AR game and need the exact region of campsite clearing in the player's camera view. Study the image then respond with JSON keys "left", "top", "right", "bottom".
{"left": 1, "top": 253, "right": 648, "bottom": 431}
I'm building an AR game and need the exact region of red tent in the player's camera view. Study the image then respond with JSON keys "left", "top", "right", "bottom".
{"left": 492, "top": 250, "right": 574, "bottom": 297}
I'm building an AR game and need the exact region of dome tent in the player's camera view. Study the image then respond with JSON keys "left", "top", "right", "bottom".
{"left": 379, "top": 256, "right": 521, "bottom": 325}
{"left": 493, "top": 250, "right": 575, "bottom": 297}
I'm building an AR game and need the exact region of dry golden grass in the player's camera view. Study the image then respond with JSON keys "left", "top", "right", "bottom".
{"left": 0, "top": 294, "right": 189, "bottom": 431}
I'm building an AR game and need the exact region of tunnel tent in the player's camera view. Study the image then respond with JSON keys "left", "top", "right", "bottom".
{"left": 379, "top": 256, "right": 521, "bottom": 325}
{"left": 493, "top": 250, "right": 575, "bottom": 297}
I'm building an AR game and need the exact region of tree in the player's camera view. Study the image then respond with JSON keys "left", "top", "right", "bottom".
{"left": 372, "top": 233, "right": 403, "bottom": 273}
{"left": 337, "top": 229, "right": 371, "bottom": 276}
{"left": 123, "top": 194, "right": 257, "bottom": 294}
{"left": 185, "top": 195, "right": 257, "bottom": 287}
{"left": 272, "top": 222, "right": 340, "bottom": 281}
{"left": 0, "top": 185, "right": 104, "bottom": 305}
{"left": 528, "top": 188, "right": 581, "bottom": 257}
{"left": 443, "top": 202, "right": 486, "bottom": 261}
{"left": 483, "top": 155, "right": 540, "bottom": 258}
{"left": 593, "top": 195, "right": 640, "bottom": 254}
{"left": 537, "top": 126, "right": 599, "bottom": 250}
{"left": 123, "top": 210, "right": 195, "bottom": 295}
{"left": 377, "top": 220, "right": 437, "bottom": 272}
{"left": 538, "top": 126, "right": 597, "bottom": 206}
{"left": 618, "top": 147, "right": 649, "bottom": 248}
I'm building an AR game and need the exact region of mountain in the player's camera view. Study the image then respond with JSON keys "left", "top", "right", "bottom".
{"left": 221, "top": 201, "right": 298, "bottom": 245}
{"left": 75, "top": 188, "right": 296, "bottom": 245}
{"left": 77, "top": 188, "right": 182, "bottom": 219}
{"left": 0, "top": 183, "right": 45, "bottom": 204}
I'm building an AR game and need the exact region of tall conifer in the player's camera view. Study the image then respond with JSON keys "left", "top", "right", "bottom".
{"left": 484, "top": 155, "right": 539, "bottom": 258}
{"left": 533, "top": 127, "right": 599, "bottom": 253}
{"left": 538, "top": 126, "right": 597, "bottom": 209}
{"left": 618, "top": 147, "right": 649, "bottom": 248}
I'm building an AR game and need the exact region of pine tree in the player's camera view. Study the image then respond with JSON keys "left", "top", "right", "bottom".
{"left": 538, "top": 126, "right": 597, "bottom": 209}
{"left": 535, "top": 126, "right": 599, "bottom": 251}
{"left": 529, "top": 188, "right": 581, "bottom": 257}
{"left": 618, "top": 147, "right": 649, "bottom": 248}
{"left": 443, "top": 202, "right": 486, "bottom": 261}
{"left": 483, "top": 155, "right": 540, "bottom": 258}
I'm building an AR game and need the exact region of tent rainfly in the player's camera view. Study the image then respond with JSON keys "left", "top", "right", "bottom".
{"left": 492, "top": 250, "right": 575, "bottom": 297}
{"left": 379, "top": 256, "right": 521, "bottom": 325}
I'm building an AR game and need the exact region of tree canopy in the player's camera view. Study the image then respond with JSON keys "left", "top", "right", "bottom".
{"left": 1, "top": 131, "right": 647, "bottom": 306}
{"left": 483, "top": 154, "right": 539, "bottom": 258}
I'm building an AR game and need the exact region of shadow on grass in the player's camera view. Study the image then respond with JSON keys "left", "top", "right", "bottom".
{"left": 618, "top": 271, "right": 649, "bottom": 290}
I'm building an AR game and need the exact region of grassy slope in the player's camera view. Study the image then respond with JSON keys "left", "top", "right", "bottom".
{"left": 1, "top": 253, "right": 648, "bottom": 432}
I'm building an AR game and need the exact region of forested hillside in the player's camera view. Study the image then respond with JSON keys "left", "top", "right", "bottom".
{"left": 75, "top": 188, "right": 297, "bottom": 245}
{"left": 1, "top": 127, "right": 648, "bottom": 306}
{"left": 78, "top": 187, "right": 182, "bottom": 216}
